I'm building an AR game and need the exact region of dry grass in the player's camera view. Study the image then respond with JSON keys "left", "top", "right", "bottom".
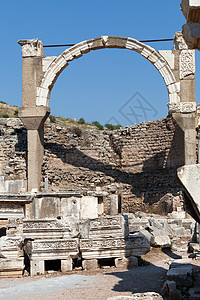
{"left": 0, "top": 102, "right": 18, "bottom": 118}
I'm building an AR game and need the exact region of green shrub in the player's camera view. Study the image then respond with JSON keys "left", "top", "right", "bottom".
{"left": 71, "top": 126, "right": 82, "bottom": 137}
{"left": 14, "top": 110, "right": 18, "bottom": 116}
{"left": 92, "top": 121, "right": 104, "bottom": 130}
{"left": 78, "top": 117, "right": 85, "bottom": 124}
{"left": 105, "top": 123, "right": 122, "bottom": 130}
{"left": 3, "top": 114, "right": 9, "bottom": 118}
{"left": 0, "top": 101, "right": 7, "bottom": 104}
{"left": 49, "top": 115, "right": 56, "bottom": 123}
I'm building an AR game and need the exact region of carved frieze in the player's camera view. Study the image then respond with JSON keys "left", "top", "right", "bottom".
{"left": 80, "top": 235, "right": 149, "bottom": 251}
{"left": 179, "top": 50, "right": 195, "bottom": 80}
{"left": 88, "top": 215, "right": 129, "bottom": 239}
{"left": 180, "top": 102, "right": 196, "bottom": 113}
{"left": 80, "top": 235, "right": 150, "bottom": 259}
{"left": 0, "top": 237, "right": 22, "bottom": 251}
{"left": 23, "top": 219, "right": 64, "bottom": 230}
{"left": 26, "top": 239, "right": 78, "bottom": 254}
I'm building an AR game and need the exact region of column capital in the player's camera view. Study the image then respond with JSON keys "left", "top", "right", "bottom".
{"left": 18, "top": 106, "right": 50, "bottom": 130}
{"left": 18, "top": 38, "right": 43, "bottom": 57}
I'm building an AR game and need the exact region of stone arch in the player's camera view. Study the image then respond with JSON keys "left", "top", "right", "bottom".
{"left": 36, "top": 36, "right": 180, "bottom": 111}
{"left": 18, "top": 36, "right": 197, "bottom": 191}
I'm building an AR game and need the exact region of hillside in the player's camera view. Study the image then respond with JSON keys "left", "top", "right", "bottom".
{"left": 0, "top": 102, "right": 97, "bottom": 130}
{"left": 0, "top": 102, "right": 18, "bottom": 118}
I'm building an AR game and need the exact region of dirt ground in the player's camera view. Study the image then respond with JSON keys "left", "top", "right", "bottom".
{"left": 0, "top": 247, "right": 191, "bottom": 300}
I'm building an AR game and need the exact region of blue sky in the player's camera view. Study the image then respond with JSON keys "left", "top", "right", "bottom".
{"left": 0, "top": 0, "right": 199, "bottom": 126}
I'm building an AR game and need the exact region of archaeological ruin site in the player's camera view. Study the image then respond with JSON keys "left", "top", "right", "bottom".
{"left": 2, "top": 1, "right": 200, "bottom": 299}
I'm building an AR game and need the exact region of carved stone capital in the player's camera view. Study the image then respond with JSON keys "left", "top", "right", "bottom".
{"left": 180, "top": 102, "right": 196, "bottom": 113}
{"left": 168, "top": 102, "right": 181, "bottom": 113}
{"left": 18, "top": 38, "right": 43, "bottom": 57}
{"left": 174, "top": 31, "right": 188, "bottom": 50}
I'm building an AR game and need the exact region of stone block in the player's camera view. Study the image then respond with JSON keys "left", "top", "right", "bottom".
{"left": 80, "top": 196, "right": 98, "bottom": 219}
{"left": 126, "top": 38, "right": 143, "bottom": 53}
{"left": 169, "top": 290, "right": 181, "bottom": 300}
{"left": 182, "top": 23, "right": 200, "bottom": 49}
{"left": 158, "top": 50, "right": 175, "bottom": 69}
{"left": 0, "top": 258, "right": 24, "bottom": 277}
{"left": 60, "top": 196, "right": 80, "bottom": 218}
{"left": 163, "top": 280, "right": 177, "bottom": 294}
{"left": 115, "top": 256, "right": 138, "bottom": 269}
{"left": 139, "top": 229, "right": 152, "bottom": 242}
{"left": 110, "top": 194, "right": 120, "bottom": 215}
{"left": 181, "top": 0, "right": 200, "bottom": 23}
{"left": 23, "top": 219, "right": 72, "bottom": 239}
{"left": 88, "top": 215, "right": 129, "bottom": 239}
{"left": 177, "top": 164, "right": 200, "bottom": 223}
{"left": 107, "top": 293, "right": 163, "bottom": 300}
{"left": 189, "top": 242, "right": 200, "bottom": 252}
{"left": 82, "top": 259, "right": 98, "bottom": 270}
{"left": 170, "top": 225, "right": 185, "bottom": 237}
{"left": 80, "top": 235, "right": 150, "bottom": 259}
{"left": 189, "top": 287, "right": 200, "bottom": 300}
{"left": 167, "top": 266, "right": 193, "bottom": 287}
{"left": 61, "top": 259, "right": 72, "bottom": 272}
{"left": 25, "top": 239, "right": 79, "bottom": 261}
{"left": 30, "top": 260, "right": 44, "bottom": 276}
{"left": 150, "top": 235, "right": 171, "bottom": 248}
{"left": 132, "top": 293, "right": 163, "bottom": 300}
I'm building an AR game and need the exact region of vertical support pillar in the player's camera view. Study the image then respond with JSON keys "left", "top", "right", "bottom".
{"left": 19, "top": 107, "right": 50, "bottom": 192}
{"left": 110, "top": 194, "right": 120, "bottom": 215}
{"left": 172, "top": 112, "right": 196, "bottom": 165}
{"left": 18, "top": 39, "right": 50, "bottom": 192}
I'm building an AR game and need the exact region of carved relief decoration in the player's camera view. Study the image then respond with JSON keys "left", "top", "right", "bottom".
{"left": 179, "top": 50, "right": 195, "bottom": 80}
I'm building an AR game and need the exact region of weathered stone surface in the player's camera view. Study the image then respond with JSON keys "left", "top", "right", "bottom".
{"left": 25, "top": 238, "right": 79, "bottom": 260}
{"left": 80, "top": 196, "right": 98, "bottom": 219}
{"left": 29, "top": 192, "right": 82, "bottom": 219}
{"left": 151, "top": 235, "right": 171, "bottom": 248}
{"left": 115, "top": 256, "right": 138, "bottom": 269}
{"left": 177, "top": 164, "right": 200, "bottom": 223}
{"left": 23, "top": 218, "right": 77, "bottom": 239}
{"left": 82, "top": 259, "right": 98, "bottom": 270}
{"left": 181, "top": 0, "right": 200, "bottom": 23}
{"left": 167, "top": 266, "right": 193, "bottom": 287}
{"left": 61, "top": 259, "right": 73, "bottom": 272}
{"left": 174, "top": 31, "right": 189, "bottom": 50}
{"left": 189, "top": 242, "right": 200, "bottom": 252}
{"left": 0, "top": 194, "right": 33, "bottom": 219}
{"left": 182, "top": 23, "right": 200, "bottom": 49}
{"left": 0, "top": 236, "right": 24, "bottom": 277}
{"left": 138, "top": 229, "right": 152, "bottom": 242}
{"left": 110, "top": 194, "right": 120, "bottom": 215}
{"left": 18, "top": 39, "right": 43, "bottom": 57}
{"left": 107, "top": 293, "right": 163, "bottom": 300}
{"left": 189, "top": 287, "right": 200, "bottom": 300}
{"left": 90, "top": 215, "right": 128, "bottom": 239}
{"left": 80, "top": 235, "right": 150, "bottom": 259}
{"left": 0, "top": 116, "right": 185, "bottom": 215}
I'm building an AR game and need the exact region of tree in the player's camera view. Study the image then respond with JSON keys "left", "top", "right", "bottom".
{"left": 105, "top": 123, "right": 121, "bottom": 130}
{"left": 92, "top": 121, "right": 104, "bottom": 130}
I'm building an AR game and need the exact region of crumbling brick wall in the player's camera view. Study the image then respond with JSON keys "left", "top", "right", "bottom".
{"left": 0, "top": 115, "right": 186, "bottom": 214}
{"left": 42, "top": 115, "right": 185, "bottom": 214}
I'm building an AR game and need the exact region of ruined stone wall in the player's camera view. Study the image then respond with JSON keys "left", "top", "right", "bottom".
{"left": 0, "top": 119, "right": 27, "bottom": 180}
{"left": 42, "top": 116, "right": 185, "bottom": 214}
{"left": 0, "top": 116, "right": 186, "bottom": 214}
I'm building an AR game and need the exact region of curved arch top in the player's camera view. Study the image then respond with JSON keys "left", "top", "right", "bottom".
{"left": 36, "top": 36, "right": 181, "bottom": 112}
